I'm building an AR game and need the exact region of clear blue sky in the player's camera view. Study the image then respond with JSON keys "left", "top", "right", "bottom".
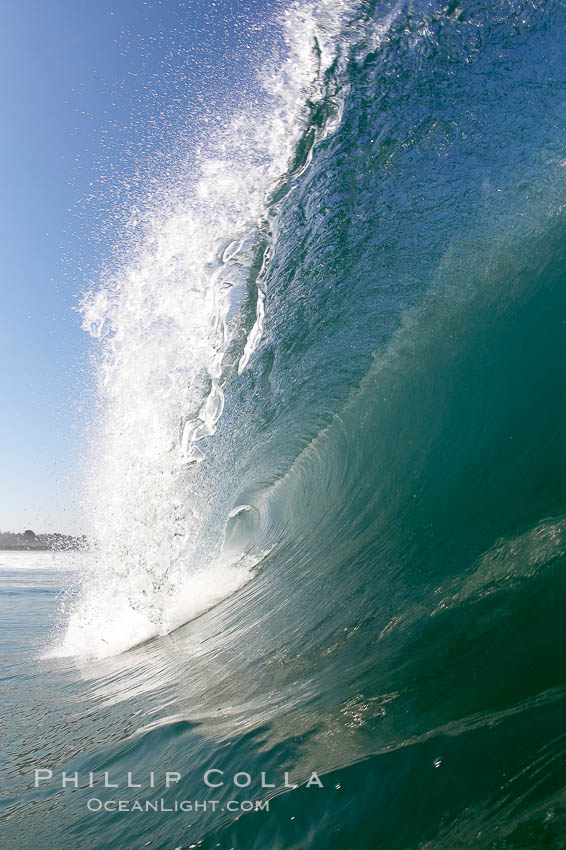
{"left": 0, "top": 0, "right": 278, "bottom": 534}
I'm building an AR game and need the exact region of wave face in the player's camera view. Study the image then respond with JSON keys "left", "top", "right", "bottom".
{"left": 57, "top": 0, "right": 361, "bottom": 656}
{"left": 45, "top": 0, "right": 566, "bottom": 846}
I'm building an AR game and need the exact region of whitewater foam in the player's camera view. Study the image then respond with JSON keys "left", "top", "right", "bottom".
{"left": 49, "top": 550, "right": 260, "bottom": 660}
{"left": 58, "top": 0, "right": 366, "bottom": 658}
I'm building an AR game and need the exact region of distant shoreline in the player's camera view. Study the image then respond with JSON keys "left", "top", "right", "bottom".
{"left": 0, "top": 545, "right": 84, "bottom": 552}
{"left": 0, "top": 531, "right": 87, "bottom": 552}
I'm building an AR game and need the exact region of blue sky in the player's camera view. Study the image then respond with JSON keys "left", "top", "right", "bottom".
{"left": 0, "top": 0, "right": 278, "bottom": 534}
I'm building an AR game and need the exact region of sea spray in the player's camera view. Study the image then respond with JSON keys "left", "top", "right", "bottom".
{"left": 56, "top": 0, "right": 369, "bottom": 657}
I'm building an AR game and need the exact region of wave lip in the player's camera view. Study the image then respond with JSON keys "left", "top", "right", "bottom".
{"left": 48, "top": 550, "right": 260, "bottom": 660}
{"left": 58, "top": 0, "right": 368, "bottom": 657}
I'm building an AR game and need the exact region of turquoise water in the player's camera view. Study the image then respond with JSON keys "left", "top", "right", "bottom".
{"left": 3, "top": 0, "right": 566, "bottom": 846}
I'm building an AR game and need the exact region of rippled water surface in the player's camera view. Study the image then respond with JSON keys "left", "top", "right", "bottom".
{"left": 4, "top": 0, "right": 566, "bottom": 846}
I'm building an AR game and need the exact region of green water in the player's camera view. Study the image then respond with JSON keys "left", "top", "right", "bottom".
{"left": 3, "top": 0, "right": 566, "bottom": 847}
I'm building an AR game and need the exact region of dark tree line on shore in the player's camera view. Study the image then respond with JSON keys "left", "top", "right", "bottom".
{"left": 0, "top": 529, "right": 87, "bottom": 551}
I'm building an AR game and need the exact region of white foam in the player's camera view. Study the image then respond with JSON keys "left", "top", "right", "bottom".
{"left": 49, "top": 553, "right": 257, "bottom": 660}
{"left": 0, "top": 550, "right": 82, "bottom": 572}
{"left": 59, "top": 1, "right": 365, "bottom": 659}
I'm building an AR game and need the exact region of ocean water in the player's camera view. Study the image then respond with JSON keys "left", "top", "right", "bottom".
{"left": 4, "top": 0, "right": 566, "bottom": 847}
